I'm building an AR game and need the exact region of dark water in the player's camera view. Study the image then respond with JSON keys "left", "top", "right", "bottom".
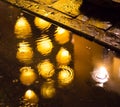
{"left": 0, "top": 1, "right": 120, "bottom": 107}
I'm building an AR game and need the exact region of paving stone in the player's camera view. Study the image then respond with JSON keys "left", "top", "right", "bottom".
{"left": 108, "top": 27, "right": 120, "bottom": 39}
{"left": 50, "top": 0, "right": 82, "bottom": 17}
{"left": 88, "top": 18, "right": 112, "bottom": 30}
{"left": 76, "top": 14, "right": 89, "bottom": 22}
{"left": 95, "top": 33, "right": 120, "bottom": 52}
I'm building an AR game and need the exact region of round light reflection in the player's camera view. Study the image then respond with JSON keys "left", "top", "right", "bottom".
{"left": 14, "top": 16, "right": 32, "bottom": 39}
{"left": 58, "top": 65, "right": 74, "bottom": 87}
{"left": 34, "top": 16, "right": 51, "bottom": 30}
{"left": 36, "top": 35, "right": 53, "bottom": 56}
{"left": 20, "top": 67, "right": 37, "bottom": 86}
{"left": 56, "top": 47, "right": 71, "bottom": 65}
{"left": 92, "top": 66, "right": 109, "bottom": 87}
{"left": 37, "top": 60, "right": 55, "bottom": 79}
{"left": 41, "top": 80, "right": 56, "bottom": 98}
{"left": 16, "top": 41, "right": 33, "bottom": 64}
{"left": 54, "top": 27, "right": 70, "bottom": 44}
{"left": 24, "top": 89, "right": 39, "bottom": 104}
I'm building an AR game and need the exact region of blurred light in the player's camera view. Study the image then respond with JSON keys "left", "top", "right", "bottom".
{"left": 24, "top": 89, "right": 39, "bottom": 104}
{"left": 34, "top": 16, "right": 51, "bottom": 30}
{"left": 14, "top": 16, "right": 32, "bottom": 39}
{"left": 112, "top": 57, "right": 120, "bottom": 81}
{"left": 16, "top": 41, "right": 33, "bottom": 64}
{"left": 112, "top": 0, "right": 120, "bottom": 3}
{"left": 20, "top": 67, "right": 37, "bottom": 86}
{"left": 92, "top": 66, "right": 109, "bottom": 87}
{"left": 54, "top": 27, "right": 70, "bottom": 44}
{"left": 36, "top": 35, "right": 53, "bottom": 56}
{"left": 37, "top": 59, "right": 55, "bottom": 79}
{"left": 58, "top": 65, "right": 74, "bottom": 87}
{"left": 56, "top": 47, "right": 71, "bottom": 65}
{"left": 41, "top": 80, "right": 56, "bottom": 98}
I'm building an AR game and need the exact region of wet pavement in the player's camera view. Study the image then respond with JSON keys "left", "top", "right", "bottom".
{"left": 2, "top": 0, "right": 120, "bottom": 52}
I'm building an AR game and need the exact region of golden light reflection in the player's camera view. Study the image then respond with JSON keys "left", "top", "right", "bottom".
{"left": 112, "top": 0, "right": 120, "bottom": 3}
{"left": 14, "top": 16, "right": 32, "bottom": 39}
{"left": 24, "top": 89, "right": 39, "bottom": 104}
{"left": 34, "top": 16, "right": 51, "bottom": 30}
{"left": 58, "top": 65, "right": 74, "bottom": 87}
{"left": 20, "top": 67, "right": 37, "bottom": 86}
{"left": 54, "top": 27, "right": 70, "bottom": 44}
{"left": 56, "top": 47, "right": 71, "bottom": 65}
{"left": 16, "top": 41, "right": 33, "bottom": 64}
{"left": 41, "top": 80, "right": 56, "bottom": 98}
{"left": 92, "top": 66, "right": 109, "bottom": 87}
{"left": 36, "top": 35, "right": 53, "bottom": 56}
{"left": 37, "top": 59, "right": 55, "bottom": 79}
{"left": 112, "top": 57, "right": 120, "bottom": 81}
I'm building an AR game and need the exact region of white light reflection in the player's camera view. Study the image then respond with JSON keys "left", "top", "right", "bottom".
{"left": 58, "top": 65, "right": 74, "bottom": 87}
{"left": 37, "top": 59, "right": 55, "bottom": 79}
{"left": 24, "top": 89, "right": 39, "bottom": 104}
{"left": 34, "top": 16, "right": 51, "bottom": 30}
{"left": 16, "top": 41, "right": 33, "bottom": 64}
{"left": 54, "top": 27, "right": 70, "bottom": 44}
{"left": 92, "top": 66, "right": 109, "bottom": 87}
{"left": 14, "top": 16, "right": 32, "bottom": 39}
{"left": 36, "top": 35, "right": 53, "bottom": 56}
{"left": 41, "top": 79, "right": 56, "bottom": 99}
{"left": 20, "top": 67, "right": 37, "bottom": 86}
{"left": 56, "top": 47, "right": 71, "bottom": 65}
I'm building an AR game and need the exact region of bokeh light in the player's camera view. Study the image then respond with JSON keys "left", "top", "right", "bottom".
{"left": 24, "top": 89, "right": 39, "bottom": 104}
{"left": 34, "top": 16, "right": 51, "bottom": 30}
{"left": 41, "top": 80, "right": 56, "bottom": 98}
{"left": 54, "top": 27, "right": 70, "bottom": 44}
{"left": 37, "top": 59, "right": 55, "bottom": 79}
{"left": 56, "top": 47, "right": 71, "bottom": 65}
{"left": 14, "top": 16, "right": 32, "bottom": 39}
{"left": 36, "top": 35, "right": 53, "bottom": 56}
{"left": 91, "top": 66, "right": 109, "bottom": 87}
{"left": 20, "top": 67, "right": 37, "bottom": 86}
{"left": 58, "top": 65, "right": 74, "bottom": 87}
{"left": 16, "top": 41, "right": 33, "bottom": 64}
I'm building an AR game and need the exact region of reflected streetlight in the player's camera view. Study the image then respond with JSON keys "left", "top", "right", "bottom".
{"left": 20, "top": 67, "right": 37, "bottom": 86}
{"left": 56, "top": 47, "right": 71, "bottom": 65}
{"left": 24, "top": 89, "right": 39, "bottom": 104}
{"left": 41, "top": 80, "right": 56, "bottom": 98}
{"left": 34, "top": 16, "right": 51, "bottom": 30}
{"left": 36, "top": 35, "right": 53, "bottom": 56}
{"left": 91, "top": 66, "right": 109, "bottom": 87}
{"left": 58, "top": 65, "right": 74, "bottom": 87}
{"left": 14, "top": 16, "right": 32, "bottom": 39}
{"left": 16, "top": 41, "right": 33, "bottom": 64}
{"left": 54, "top": 27, "right": 70, "bottom": 44}
{"left": 37, "top": 59, "right": 55, "bottom": 79}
